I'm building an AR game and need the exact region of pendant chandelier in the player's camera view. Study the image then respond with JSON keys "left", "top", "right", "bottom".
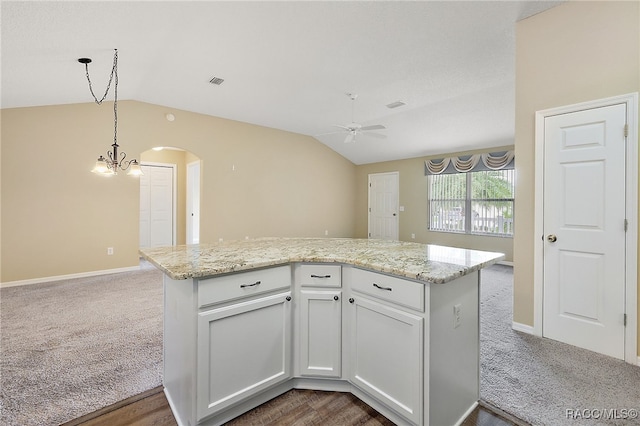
{"left": 79, "top": 49, "right": 143, "bottom": 176}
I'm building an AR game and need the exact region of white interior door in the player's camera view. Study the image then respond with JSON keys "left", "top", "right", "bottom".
{"left": 543, "top": 103, "right": 627, "bottom": 359}
{"left": 187, "top": 161, "right": 201, "bottom": 244}
{"left": 368, "top": 172, "right": 399, "bottom": 240}
{"left": 140, "top": 164, "right": 174, "bottom": 248}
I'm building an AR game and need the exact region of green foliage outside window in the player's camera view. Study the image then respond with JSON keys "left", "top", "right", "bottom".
{"left": 429, "top": 169, "right": 515, "bottom": 236}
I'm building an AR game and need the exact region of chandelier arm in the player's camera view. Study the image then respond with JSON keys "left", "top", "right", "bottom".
{"left": 106, "top": 149, "right": 116, "bottom": 168}
{"left": 119, "top": 151, "right": 133, "bottom": 171}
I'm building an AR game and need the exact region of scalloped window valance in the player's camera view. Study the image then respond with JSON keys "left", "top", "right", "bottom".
{"left": 425, "top": 150, "right": 514, "bottom": 175}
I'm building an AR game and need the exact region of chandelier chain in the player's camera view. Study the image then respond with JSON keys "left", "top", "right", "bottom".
{"left": 83, "top": 49, "right": 118, "bottom": 148}
{"left": 113, "top": 52, "right": 118, "bottom": 147}
{"left": 83, "top": 49, "right": 118, "bottom": 105}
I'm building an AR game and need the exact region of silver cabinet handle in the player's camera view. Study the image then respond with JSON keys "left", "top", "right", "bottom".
{"left": 311, "top": 274, "right": 331, "bottom": 279}
{"left": 240, "top": 281, "right": 261, "bottom": 288}
{"left": 373, "top": 283, "right": 392, "bottom": 291}
{"left": 333, "top": 295, "right": 339, "bottom": 301}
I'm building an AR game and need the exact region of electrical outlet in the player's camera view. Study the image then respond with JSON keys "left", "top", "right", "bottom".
{"left": 411, "top": 233, "right": 416, "bottom": 239}
{"left": 325, "top": 230, "right": 329, "bottom": 236}
{"left": 107, "top": 247, "right": 114, "bottom": 255}
{"left": 453, "top": 303, "right": 462, "bottom": 328}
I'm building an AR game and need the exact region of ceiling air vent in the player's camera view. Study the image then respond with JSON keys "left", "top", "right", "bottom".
{"left": 386, "top": 100, "right": 406, "bottom": 109}
{"left": 209, "top": 77, "right": 225, "bottom": 85}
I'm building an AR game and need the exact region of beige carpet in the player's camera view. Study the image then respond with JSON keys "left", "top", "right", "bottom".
{"left": 0, "top": 261, "right": 163, "bottom": 426}
{"left": 480, "top": 264, "right": 640, "bottom": 426}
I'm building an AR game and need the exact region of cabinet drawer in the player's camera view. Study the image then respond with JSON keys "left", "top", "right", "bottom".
{"left": 299, "top": 264, "right": 341, "bottom": 287}
{"left": 197, "top": 265, "right": 291, "bottom": 308}
{"left": 349, "top": 268, "right": 424, "bottom": 312}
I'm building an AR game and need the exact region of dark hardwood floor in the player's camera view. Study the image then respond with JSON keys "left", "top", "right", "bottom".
{"left": 64, "top": 387, "right": 527, "bottom": 426}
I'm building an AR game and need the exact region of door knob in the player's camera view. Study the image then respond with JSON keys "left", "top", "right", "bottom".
{"left": 547, "top": 234, "right": 557, "bottom": 243}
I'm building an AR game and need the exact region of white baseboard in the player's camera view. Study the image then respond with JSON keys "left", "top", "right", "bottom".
{"left": 0, "top": 265, "right": 140, "bottom": 288}
{"left": 454, "top": 401, "right": 479, "bottom": 426}
{"left": 512, "top": 321, "right": 535, "bottom": 334}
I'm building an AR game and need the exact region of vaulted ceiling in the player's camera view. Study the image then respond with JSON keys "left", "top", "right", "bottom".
{"left": 1, "top": 1, "right": 561, "bottom": 164}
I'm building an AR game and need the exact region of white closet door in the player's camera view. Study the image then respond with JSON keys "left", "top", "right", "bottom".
{"left": 140, "top": 165, "right": 174, "bottom": 248}
{"left": 542, "top": 103, "right": 627, "bottom": 359}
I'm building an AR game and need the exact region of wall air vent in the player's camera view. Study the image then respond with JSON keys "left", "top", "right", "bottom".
{"left": 386, "top": 101, "right": 406, "bottom": 109}
{"left": 209, "top": 77, "right": 225, "bottom": 85}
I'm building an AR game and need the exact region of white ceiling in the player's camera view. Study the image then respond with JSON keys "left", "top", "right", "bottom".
{"left": 1, "top": 1, "right": 561, "bottom": 165}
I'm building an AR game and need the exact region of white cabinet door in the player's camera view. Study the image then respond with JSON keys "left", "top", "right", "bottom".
{"left": 349, "top": 295, "right": 423, "bottom": 425}
{"left": 197, "top": 292, "right": 292, "bottom": 421}
{"left": 299, "top": 289, "right": 342, "bottom": 378}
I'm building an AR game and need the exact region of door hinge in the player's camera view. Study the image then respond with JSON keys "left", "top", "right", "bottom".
{"left": 624, "top": 124, "right": 629, "bottom": 138}
{"left": 624, "top": 219, "right": 628, "bottom": 232}
{"left": 623, "top": 313, "right": 627, "bottom": 326}
{"left": 369, "top": 207, "right": 371, "bottom": 212}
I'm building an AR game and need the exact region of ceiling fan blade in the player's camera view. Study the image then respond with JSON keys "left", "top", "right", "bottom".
{"left": 360, "top": 124, "right": 386, "bottom": 131}
{"left": 332, "top": 124, "right": 351, "bottom": 131}
{"left": 363, "top": 132, "right": 387, "bottom": 139}
{"left": 315, "top": 130, "right": 347, "bottom": 137}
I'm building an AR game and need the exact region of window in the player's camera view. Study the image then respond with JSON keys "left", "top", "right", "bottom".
{"left": 427, "top": 154, "right": 515, "bottom": 237}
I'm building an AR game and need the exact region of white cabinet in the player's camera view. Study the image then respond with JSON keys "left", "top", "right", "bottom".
{"left": 348, "top": 293, "right": 423, "bottom": 425}
{"left": 298, "top": 289, "right": 342, "bottom": 377}
{"left": 296, "top": 264, "right": 342, "bottom": 379}
{"left": 346, "top": 266, "right": 480, "bottom": 426}
{"left": 197, "top": 291, "right": 292, "bottom": 420}
{"left": 162, "top": 266, "right": 293, "bottom": 426}
{"left": 162, "top": 262, "right": 480, "bottom": 426}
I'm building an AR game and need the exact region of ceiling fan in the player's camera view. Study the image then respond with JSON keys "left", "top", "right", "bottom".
{"left": 318, "top": 93, "right": 386, "bottom": 143}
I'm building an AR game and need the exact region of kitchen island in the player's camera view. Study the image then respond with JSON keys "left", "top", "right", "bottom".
{"left": 140, "top": 238, "right": 504, "bottom": 426}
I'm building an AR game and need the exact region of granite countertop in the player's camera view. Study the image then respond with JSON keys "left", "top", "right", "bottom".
{"left": 139, "top": 237, "right": 504, "bottom": 284}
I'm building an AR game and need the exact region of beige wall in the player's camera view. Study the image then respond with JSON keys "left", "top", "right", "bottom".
{"left": 514, "top": 1, "right": 640, "bottom": 353}
{"left": 355, "top": 146, "right": 514, "bottom": 262}
{"left": 1, "top": 101, "right": 357, "bottom": 282}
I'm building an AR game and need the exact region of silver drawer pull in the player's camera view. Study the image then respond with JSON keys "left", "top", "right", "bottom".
{"left": 311, "top": 274, "right": 331, "bottom": 279}
{"left": 373, "top": 283, "right": 392, "bottom": 291}
{"left": 240, "top": 281, "right": 261, "bottom": 288}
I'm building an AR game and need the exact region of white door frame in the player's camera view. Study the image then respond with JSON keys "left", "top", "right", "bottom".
{"left": 186, "top": 160, "right": 201, "bottom": 245}
{"left": 141, "top": 162, "right": 178, "bottom": 246}
{"left": 533, "top": 93, "right": 638, "bottom": 364}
